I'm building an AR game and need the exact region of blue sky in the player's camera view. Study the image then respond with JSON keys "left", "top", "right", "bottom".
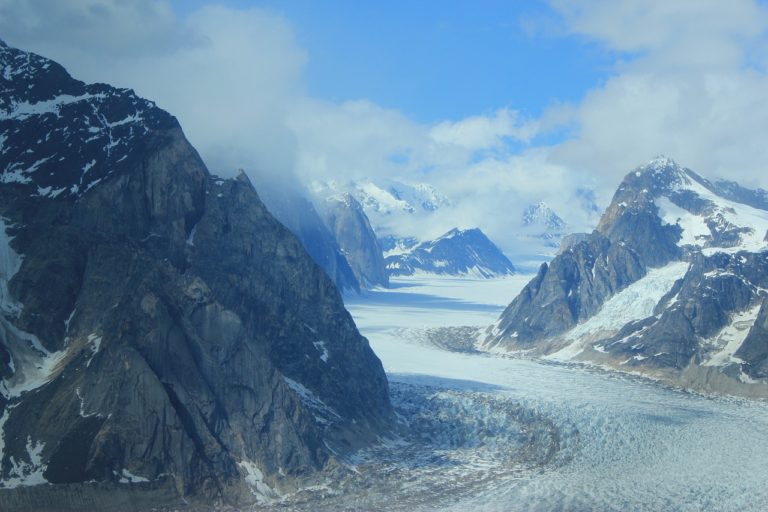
{"left": 171, "top": 0, "right": 616, "bottom": 122}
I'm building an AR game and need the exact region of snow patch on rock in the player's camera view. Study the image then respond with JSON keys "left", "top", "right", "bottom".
{"left": 0, "top": 436, "right": 47, "bottom": 488}
{"left": 701, "top": 304, "right": 763, "bottom": 367}
{"left": 238, "top": 459, "right": 279, "bottom": 504}
{"left": 284, "top": 377, "right": 341, "bottom": 426}
{"left": 548, "top": 261, "right": 690, "bottom": 360}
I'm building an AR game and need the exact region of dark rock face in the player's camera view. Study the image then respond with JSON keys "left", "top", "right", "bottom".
{"left": 490, "top": 233, "right": 644, "bottom": 345}
{"left": 385, "top": 228, "right": 516, "bottom": 278}
{"left": 318, "top": 193, "right": 388, "bottom": 288}
{"left": 256, "top": 183, "right": 360, "bottom": 292}
{"left": 599, "top": 252, "right": 768, "bottom": 370}
{"left": 0, "top": 41, "right": 393, "bottom": 506}
{"left": 487, "top": 156, "right": 768, "bottom": 396}
{"left": 712, "top": 178, "right": 768, "bottom": 211}
{"left": 736, "top": 298, "right": 768, "bottom": 379}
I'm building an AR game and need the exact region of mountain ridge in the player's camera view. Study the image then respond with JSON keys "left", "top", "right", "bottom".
{"left": 0, "top": 41, "right": 394, "bottom": 508}
{"left": 385, "top": 227, "right": 515, "bottom": 278}
{"left": 484, "top": 156, "right": 768, "bottom": 397}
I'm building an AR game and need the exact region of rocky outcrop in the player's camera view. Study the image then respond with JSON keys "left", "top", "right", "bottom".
{"left": 318, "top": 193, "right": 388, "bottom": 288}
{"left": 485, "top": 156, "right": 768, "bottom": 397}
{"left": 0, "top": 40, "right": 394, "bottom": 508}
{"left": 488, "top": 232, "right": 645, "bottom": 346}
{"left": 735, "top": 298, "right": 768, "bottom": 379}
{"left": 385, "top": 228, "right": 515, "bottom": 278}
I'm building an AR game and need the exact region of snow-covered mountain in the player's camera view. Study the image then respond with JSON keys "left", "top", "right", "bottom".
{"left": 351, "top": 179, "right": 451, "bottom": 216}
{"left": 522, "top": 202, "right": 566, "bottom": 231}
{"left": 385, "top": 228, "right": 515, "bottom": 278}
{"left": 519, "top": 201, "right": 567, "bottom": 250}
{"left": 379, "top": 235, "right": 420, "bottom": 257}
{"left": 484, "top": 156, "right": 768, "bottom": 397}
{"left": 311, "top": 178, "right": 450, "bottom": 238}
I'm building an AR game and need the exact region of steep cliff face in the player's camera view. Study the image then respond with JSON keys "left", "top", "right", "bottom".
{"left": 257, "top": 182, "right": 360, "bottom": 292}
{"left": 318, "top": 193, "right": 388, "bottom": 288}
{"left": 489, "top": 233, "right": 645, "bottom": 346}
{"left": 0, "top": 40, "right": 393, "bottom": 508}
{"left": 485, "top": 157, "right": 768, "bottom": 397}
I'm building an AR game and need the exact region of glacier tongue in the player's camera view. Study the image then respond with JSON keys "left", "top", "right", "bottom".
{"left": 329, "top": 274, "right": 768, "bottom": 512}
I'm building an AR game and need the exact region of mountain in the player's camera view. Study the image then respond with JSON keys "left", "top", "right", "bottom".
{"left": 519, "top": 201, "right": 567, "bottom": 250}
{"left": 484, "top": 156, "right": 768, "bottom": 397}
{"left": 385, "top": 228, "right": 516, "bottom": 278}
{"left": 522, "top": 202, "right": 566, "bottom": 231}
{"left": 317, "top": 193, "right": 388, "bottom": 288}
{"left": 311, "top": 178, "right": 450, "bottom": 238}
{"left": 379, "top": 235, "right": 419, "bottom": 257}
{"left": 350, "top": 179, "right": 451, "bottom": 216}
{"left": 256, "top": 182, "right": 360, "bottom": 292}
{"left": 0, "top": 40, "right": 394, "bottom": 509}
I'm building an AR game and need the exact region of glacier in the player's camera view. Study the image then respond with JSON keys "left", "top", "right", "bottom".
{"left": 276, "top": 275, "right": 768, "bottom": 511}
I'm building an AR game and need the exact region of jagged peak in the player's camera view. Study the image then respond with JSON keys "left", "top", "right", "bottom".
{"left": 522, "top": 201, "right": 566, "bottom": 230}
{"left": 0, "top": 39, "right": 7, "bottom": 48}
{"left": 437, "top": 227, "right": 481, "bottom": 240}
{"left": 632, "top": 155, "right": 689, "bottom": 182}
{"left": 645, "top": 154, "right": 680, "bottom": 170}
{"left": 325, "top": 191, "right": 363, "bottom": 211}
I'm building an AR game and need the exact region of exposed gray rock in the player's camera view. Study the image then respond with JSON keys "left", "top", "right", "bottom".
{"left": 712, "top": 178, "right": 768, "bottom": 211}
{"left": 489, "top": 232, "right": 644, "bottom": 346}
{"left": 736, "top": 298, "right": 768, "bottom": 378}
{"left": 556, "top": 233, "right": 590, "bottom": 254}
{"left": 0, "top": 41, "right": 394, "bottom": 508}
{"left": 318, "top": 193, "right": 388, "bottom": 288}
{"left": 485, "top": 156, "right": 768, "bottom": 397}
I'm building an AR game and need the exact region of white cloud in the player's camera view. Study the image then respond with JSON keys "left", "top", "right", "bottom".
{"left": 0, "top": 0, "right": 199, "bottom": 58}
{"left": 0, "top": 1, "right": 306, "bottom": 185}
{"left": 544, "top": 0, "right": 768, "bottom": 190}
{"left": 3, "top": 0, "right": 768, "bottom": 260}
{"left": 429, "top": 108, "right": 537, "bottom": 150}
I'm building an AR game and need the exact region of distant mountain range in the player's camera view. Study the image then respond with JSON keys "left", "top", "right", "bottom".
{"left": 483, "top": 156, "right": 768, "bottom": 398}
{"left": 311, "top": 180, "right": 519, "bottom": 282}
{"left": 385, "top": 228, "right": 516, "bottom": 278}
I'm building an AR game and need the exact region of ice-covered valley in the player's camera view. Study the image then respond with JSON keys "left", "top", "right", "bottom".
{"left": 280, "top": 275, "right": 768, "bottom": 511}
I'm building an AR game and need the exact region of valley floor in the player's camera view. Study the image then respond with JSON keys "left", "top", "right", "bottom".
{"left": 296, "top": 275, "right": 768, "bottom": 512}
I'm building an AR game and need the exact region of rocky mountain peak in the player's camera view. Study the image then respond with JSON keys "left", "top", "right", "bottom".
{"left": 486, "top": 157, "right": 768, "bottom": 398}
{"left": 385, "top": 227, "right": 515, "bottom": 278}
{"left": 522, "top": 202, "right": 566, "bottom": 230}
{"left": 1, "top": 41, "right": 394, "bottom": 506}
{"left": 318, "top": 192, "right": 388, "bottom": 288}
{"left": 1, "top": 43, "right": 176, "bottom": 201}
